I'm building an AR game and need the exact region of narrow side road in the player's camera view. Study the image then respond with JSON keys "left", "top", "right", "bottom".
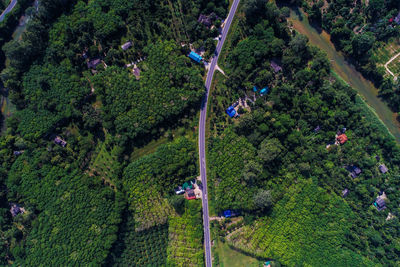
{"left": 384, "top": 51, "right": 400, "bottom": 79}
{"left": 198, "top": 1, "right": 240, "bottom": 266}
{"left": 0, "top": 0, "right": 18, "bottom": 22}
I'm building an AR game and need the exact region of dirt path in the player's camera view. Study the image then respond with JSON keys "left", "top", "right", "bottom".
{"left": 384, "top": 51, "right": 400, "bottom": 79}
{"left": 215, "top": 64, "right": 226, "bottom": 76}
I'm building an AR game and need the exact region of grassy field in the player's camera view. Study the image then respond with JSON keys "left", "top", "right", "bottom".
{"left": 215, "top": 241, "right": 262, "bottom": 267}
{"left": 373, "top": 39, "right": 400, "bottom": 77}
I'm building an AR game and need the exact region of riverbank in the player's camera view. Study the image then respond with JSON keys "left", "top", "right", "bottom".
{"left": 288, "top": 7, "right": 400, "bottom": 142}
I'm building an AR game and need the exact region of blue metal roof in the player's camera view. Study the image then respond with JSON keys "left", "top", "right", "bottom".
{"left": 189, "top": 51, "right": 202, "bottom": 63}
{"left": 223, "top": 210, "right": 232, "bottom": 218}
{"left": 260, "top": 87, "right": 269, "bottom": 95}
{"left": 226, "top": 106, "right": 236, "bottom": 118}
{"left": 253, "top": 86, "right": 258, "bottom": 92}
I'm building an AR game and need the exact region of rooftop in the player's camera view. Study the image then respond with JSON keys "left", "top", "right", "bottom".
{"left": 87, "top": 59, "right": 101, "bottom": 69}
{"left": 379, "top": 164, "right": 388, "bottom": 174}
{"left": 336, "top": 134, "right": 348, "bottom": 145}
{"left": 121, "top": 41, "right": 132, "bottom": 51}
{"left": 270, "top": 60, "right": 282, "bottom": 72}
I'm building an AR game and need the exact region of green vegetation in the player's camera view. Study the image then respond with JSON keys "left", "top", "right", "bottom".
{"left": 300, "top": 0, "right": 400, "bottom": 112}
{"left": 123, "top": 137, "right": 197, "bottom": 230}
{"left": 228, "top": 180, "right": 372, "bottom": 266}
{"left": 106, "top": 213, "right": 169, "bottom": 266}
{"left": 0, "top": 0, "right": 227, "bottom": 264}
{"left": 214, "top": 241, "right": 261, "bottom": 267}
{"left": 92, "top": 41, "right": 203, "bottom": 139}
{"left": 167, "top": 200, "right": 204, "bottom": 266}
{"left": 208, "top": 1, "right": 400, "bottom": 266}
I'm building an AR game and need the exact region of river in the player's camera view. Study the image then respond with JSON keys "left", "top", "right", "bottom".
{"left": 288, "top": 7, "right": 400, "bottom": 142}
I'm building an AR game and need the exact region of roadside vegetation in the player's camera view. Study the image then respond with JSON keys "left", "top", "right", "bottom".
{"left": 0, "top": 0, "right": 230, "bottom": 265}
{"left": 208, "top": 1, "right": 400, "bottom": 266}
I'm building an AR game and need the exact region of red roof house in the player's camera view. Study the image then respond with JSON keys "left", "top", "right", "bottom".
{"left": 185, "top": 189, "right": 196, "bottom": 200}
{"left": 337, "top": 134, "right": 348, "bottom": 145}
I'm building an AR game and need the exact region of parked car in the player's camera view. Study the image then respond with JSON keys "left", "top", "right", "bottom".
{"left": 174, "top": 186, "right": 185, "bottom": 195}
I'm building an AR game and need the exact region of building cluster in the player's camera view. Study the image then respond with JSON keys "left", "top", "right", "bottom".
{"left": 175, "top": 179, "right": 198, "bottom": 200}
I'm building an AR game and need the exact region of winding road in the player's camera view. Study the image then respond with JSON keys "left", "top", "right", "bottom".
{"left": 0, "top": 0, "right": 17, "bottom": 22}
{"left": 198, "top": 0, "right": 240, "bottom": 266}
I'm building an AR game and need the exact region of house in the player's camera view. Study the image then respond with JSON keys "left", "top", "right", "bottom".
{"left": 223, "top": 210, "right": 232, "bottom": 218}
{"left": 226, "top": 106, "right": 236, "bottom": 118}
{"left": 253, "top": 86, "right": 258, "bottom": 92}
{"left": 198, "top": 14, "right": 212, "bottom": 27}
{"left": 336, "top": 134, "right": 348, "bottom": 145}
{"left": 260, "top": 87, "right": 269, "bottom": 96}
{"left": 133, "top": 66, "right": 141, "bottom": 80}
{"left": 10, "top": 203, "right": 24, "bottom": 217}
{"left": 54, "top": 136, "right": 67, "bottom": 147}
{"left": 87, "top": 59, "right": 101, "bottom": 69}
{"left": 13, "top": 151, "right": 23, "bottom": 156}
{"left": 379, "top": 164, "right": 388, "bottom": 174}
{"left": 342, "top": 188, "right": 349, "bottom": 197}
{"left": 175, "top": 186, "right": 185, "bottom": 195}
{"left": 188, "top": 51, "right": 202, "bottom": 63}
{"left": 264, "top": 261, "right": 272, "bottom": 267}
{"left": 182, "top": 182, "right": 193, "bottom": 191}
{"left": 185, "top": 189, "right": 196, "bottom": 200}
{"left": 347, "top": 165, "right": 361, "bottom": 178}
{"left": 374, "top": 197, "right": 386, "bottom": 211}
{"left": 270, "top": 60, "right": 282, "bottom": 72}
{"left": 121, "top": 41, "right": 132, "bottom": 51}
{"left": 394, "top": 12, "right": 400, "bottom": 25}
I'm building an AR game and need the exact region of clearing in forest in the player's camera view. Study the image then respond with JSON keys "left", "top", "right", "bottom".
{"left": 373, "top": 40, "right": 400, "bottom": 78}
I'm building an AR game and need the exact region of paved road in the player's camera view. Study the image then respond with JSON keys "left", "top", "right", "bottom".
{"left": 0, "top": 0, "right": 18, "bottom": 22}
{"left": 198, "top": 0, "right": 240, "bottom": 266}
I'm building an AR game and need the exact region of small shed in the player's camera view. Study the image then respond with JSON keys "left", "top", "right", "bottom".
{"left": 133, "top": 66, "right": 141, "bottom": 80}
{"left": 198, "top": 14, "right": 212, "bottom": 27}
{"left": 223, "top": 210, "right": 232, "bottom": 218}
{"left": 185, "top": 189, "right": 196, "bottom": 200}
{"left": 54, "top": 136, "right": 67, "bottom": 147}
{"left": 87, "top": 59, "right": 101, "bottom": 69}
{"left": 13, "top": 151, "right": 23, "bottom": 156}
{"left": 270, "top": 60, "right": 282, "bottom": 73}
{"left": 253, "top": 86, "right": 258, "bottom": 92}
{"left": 342, "top": 188, "right": 349, "bottom": 198}
{"left": 347, "top": 165, "right": 362, "bottom": 178}
{"left": 226, "top": 106, "right": 236, "bottom": 118}
{"left": 260, "top": 87, "right": 269, "bottom": 95}
{"left": 10, "top": 203, "right": 24, "bottom": 217}
{"left": 336, "top": 134, "right": 348, "bottom": 145}
{"left": 379, "top": 164, "right": 388, "bottom": 174}
{"left": 395, "top": 12, "right": 400, "bottom": 25}
{"left": 189, "top": 51, "right": 202, "bottom": 63}
{"left": 121, "top": 41, "right": 132, "bottom": 51}
{"left": 374, "top": 197, "right": 386, "bottom": 211}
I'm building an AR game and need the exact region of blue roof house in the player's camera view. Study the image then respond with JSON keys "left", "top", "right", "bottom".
{"left": 253, "top": 86, "right": 258, "bottom": 92}
{"left": 189, "top": 51, "right": 202, "bottom": 63}
{"left": 225, "top": 106, "right": 236, "bottom": 118}
{"left": 226, "top": 106, "right": 236, "bottom": 118}
{"left": 223, "top": 210, "right": 232, "bottom": 218}
{"left": 260, "top": 87, "right": 269, "bottom": 95}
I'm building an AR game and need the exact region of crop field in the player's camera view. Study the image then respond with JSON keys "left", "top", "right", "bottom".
{"left": 167, "top": 201, "right": 204, "bottom": 266}
{"left": 88, "top": 134, "right": 121, "bottom": 189}
{"left": 373, "top": 39, "right": 400, "bottom": 77}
